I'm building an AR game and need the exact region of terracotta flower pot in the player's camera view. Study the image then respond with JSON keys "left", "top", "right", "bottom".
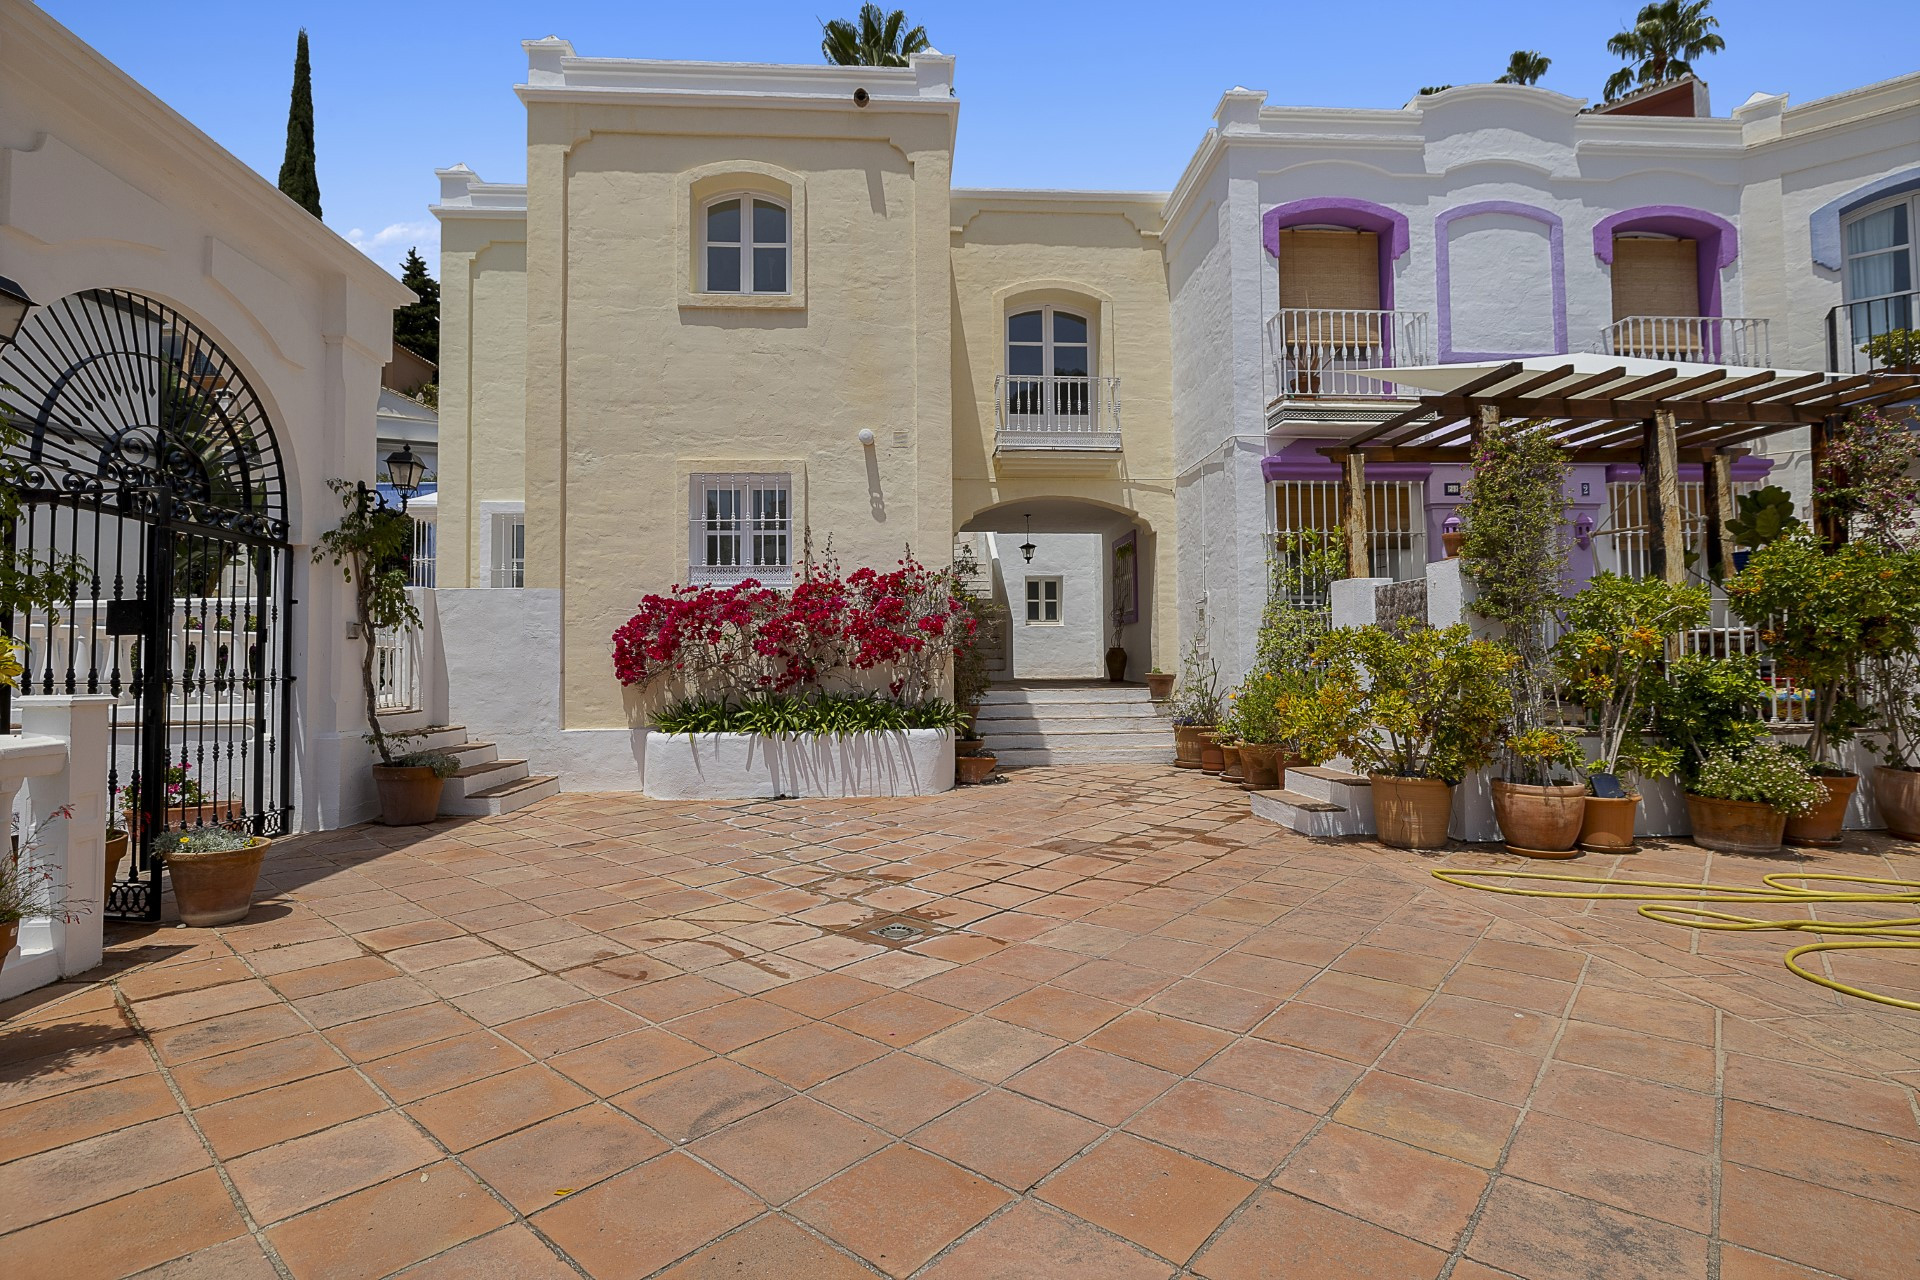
{"left": 955, "top": 738, "right": 986, "bottom": 758}
{"left": 1785, "top": 772, "right": 1858, "bottom": 847}
{"left": 165, "top": 837, "right": 270, "bottom": 927}
{"left": 1105, "top": 646, "right": 1128, "bottom": 682}
{"left": 104, "top": 828, "right": 129, "bottom": 890}
{"left": 956, "top": 753, "right": 997, "bottom": 785}
{"left": 1220, "top": 744, "right": 1244, "bottom": 783}
{"left": 1239, "top": 743, "right": 1281, "bottom": 790}
{"left": 1491, "top": 780, "right": 1588, "bottom": 857}
{"left": 1146, "top": 672, "right": 1175, "bottom": 700}
{"left": 1174, "top": 724, "right": 1208, "bottom": 769}
{"left": 1442, "top": 531, "right": 1466, "bottom": 558}
{"left": 1579, "top": 794, "right": 1641, "bottom": 852}
{"left": 1370, "top": 774, "right": 1454, "bottom": 850}
{"left": 374, "top": 765, "right": 445, "bottom": 826}
{"left": 1197, "top": 730, "right": 1224, "bottom": 774}
{"left": 1686, "top": 794, "right": 1788, "bottom": 855}
{"left": 1874, "top": 765, "right": 1920, "bottom": 839}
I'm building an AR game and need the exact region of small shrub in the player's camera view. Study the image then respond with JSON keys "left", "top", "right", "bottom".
{"left": 168, "top": 827, "right": 259, "bottom": 856}
{"left": 391, "top": 751, "right": 460, "bottom": 779}
{"left": 1692, "top": 739, "right": 1825, "bottom": 815}
{"left": 1316, "top": 621, "right": 1517, "bottom": 783}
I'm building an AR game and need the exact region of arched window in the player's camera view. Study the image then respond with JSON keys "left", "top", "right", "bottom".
{"left": 1005, "top": 307, "right": 1092, "bottom": 419}
{"left": 703, "top": 195, "right": 790, "bottom": 294}
{"left": 1843, "top": 193, "right": 1915, "bottom": 340}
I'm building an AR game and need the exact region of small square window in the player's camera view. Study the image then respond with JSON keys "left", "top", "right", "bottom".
{"left": 1025, "top": 577, "right": 1061, "bottom": 624}
{"left": 691, "top": 473, "right": 792, "bottom": 586}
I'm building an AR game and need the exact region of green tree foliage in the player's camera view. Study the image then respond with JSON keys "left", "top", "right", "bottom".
{"left": 1496, "top": 51, "right": 1552, "bottom": 85}
{"left": 1317, "top": 621, "right": 1517, "bottom": 784}
{"left": 821, "top": 5, "right": 930, "bottom": 67}
{"left": 313, "top": 480, "right": 419, "bottom": 764}
{"left": 393, "top": 248, "right": 439, "bottom": 365}
{"left": 1553, "top": 573, "right": 1709, "bottom": 782}
{"left": 1724, "top": 485, "right": 1801, "bottom": 553}
{"left": 1605, "top": 0, "right": 1725, "bottom": 101}
{"left": 277, "top": 29, "right": 322, "bottom": 218}
{"left": 1458, "top": 417, "right": 1570, "bottom": 752}
{"left": 1646, "top": 653, "right": 1772, "bottom": 784}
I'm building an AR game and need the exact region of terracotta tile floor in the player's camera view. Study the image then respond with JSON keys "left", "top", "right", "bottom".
{"left": 5, "top": 763, "right": 1920, "bottom": 1279}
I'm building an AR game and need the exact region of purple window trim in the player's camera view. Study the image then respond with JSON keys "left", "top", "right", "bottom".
{"left": 1606, "top": 457, "right": 1774, "bottom": 485}
{"left": 1261, "top": 197, "right": 1411, "bottom": 313}
{"left": 1434, "top": 201, "right": 1567, "bottom": 362}
{"left": 1809, "top": 167, "right": 1920, "bottom": 271}
{"left": 1591, "top": 205, "right": 1739, "bottom": 319}
{"left": 1261, "top": 455, "right": 1433, "bottom": 483}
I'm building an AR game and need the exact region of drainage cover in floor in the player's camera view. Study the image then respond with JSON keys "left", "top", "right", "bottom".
{"left": 870, "top": 922, "right": 922, "bottom": 941}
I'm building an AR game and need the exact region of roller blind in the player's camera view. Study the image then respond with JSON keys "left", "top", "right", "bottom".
{"left": 1277, "top": 230, "right": 1381, "bottom": 311}
{"left": 1611, "top": 237, "right": 1700, "bottom": 320}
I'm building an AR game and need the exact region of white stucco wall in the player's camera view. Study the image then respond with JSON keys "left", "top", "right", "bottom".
{"left": 1007, "top": 533, "right": 1103, "bottom": 679}
{"left": 1, "top": 4, "right": 413, "bottom": 832}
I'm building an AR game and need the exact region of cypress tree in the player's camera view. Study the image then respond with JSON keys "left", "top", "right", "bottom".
{"left": 393, "top": 248, "right": 440, "bottom": 365}
{"left": 277, "top": 29, "right": 322, "bottom": 218}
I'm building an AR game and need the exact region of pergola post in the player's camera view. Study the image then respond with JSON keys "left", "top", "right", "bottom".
{"left": 1471, "top": 401, "right": 1501, "bottom": 444}
{"left": 1701, "top": 449, "right": 1736, "bottom": 582}
{"left": 1642, "top": 410, "right": 1685, "bottom": 585}
{"left": 1341, "top": 450, "right": 1370, "bottom": 579}
{"left": 1809, "top": 414, "right": 1845, "bottom": 547}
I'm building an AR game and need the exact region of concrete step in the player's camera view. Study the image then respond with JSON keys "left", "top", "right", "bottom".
{"left": 976, "top": 702, "right": 1171, "bottom": 723}
{"left": 441, "top": 758, "right": 529, "bottom": 806}
{"left": 384, "top": 723, "right": 469, "bottom": 753}
{"left": 994, "top": 745, "right": 1176, "bottom": 769}
{"left": 443, "top": 773, "right": 560, "bottom": 817}
{"left": 1249, "top": 788, "right": 1363, "bottom": 838}
{"left": 979, "top": 685, "right": 1157, "bottom": 705}
{"left": 976, "top": 713, "right": 1172, "bottom": 735}
{"left": 374, "top": 706, "right": 433, "bottom": 735}
{"left": 440, "top": 740, "right": 497, "bottom": 766}
{"left": 1286, "top": 766, "right": 1374, "bottom": 825}
{"left": 980, "top": 729, "right": 1177, "bottom": 752}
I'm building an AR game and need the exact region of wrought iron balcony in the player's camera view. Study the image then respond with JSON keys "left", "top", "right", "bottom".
{"left": 1827, "top": 290, "right": 1918, "bottom": 375}
{"left": 994, "top": 375, "right": 1121, "bottom": 451}
{"left": 1598, "top": 315, "right": 1772, "bottom": 367}
{"left": 1265, "top": 308, "right": 1434, "bottom": 401}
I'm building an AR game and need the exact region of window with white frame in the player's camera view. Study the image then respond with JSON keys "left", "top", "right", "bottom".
{"left": 703, "top": 196, "right": 790, "bottom": 294}
{"left": 488, "top": 513, "right": 525, "bottom": 588}
{"left": 1005, "top": 307, "right": 1093, "bottom": 421}
{"left": 690, "top": 474, "right": 791, "bottom": 585}
{"left": 1025, "top": 577, "right": 1061, "bottom": 624}
{"left": 1843, "top": 195, "right": 1916, "bottom": 346}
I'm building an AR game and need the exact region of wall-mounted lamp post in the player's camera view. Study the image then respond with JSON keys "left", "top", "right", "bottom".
{"left": 1020, "top": 513, "right": 1036, "bottom": 564}
{"left": 0, "top": 276, "right": 35, "bottom": 346}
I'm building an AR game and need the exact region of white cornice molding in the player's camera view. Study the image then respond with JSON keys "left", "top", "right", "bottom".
{"left": 512, "top": 42, "right": 958, "bottom": 114}
{"left": 430, "top": 165, "right": 528, "bottom": 221}
{"left": 7, "top": 1, "right": 411, "bottom": 308}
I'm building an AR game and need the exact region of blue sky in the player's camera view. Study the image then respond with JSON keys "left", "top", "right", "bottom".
{"left": 39, "top": 1, "right": 1916, "bottom": 278}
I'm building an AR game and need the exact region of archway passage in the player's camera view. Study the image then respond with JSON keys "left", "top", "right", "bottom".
{"left": 0, "top": 289, "right": 294, "bottom": 919}
{"left": 957, "top": 498, "right": 1170, "bottom": 769}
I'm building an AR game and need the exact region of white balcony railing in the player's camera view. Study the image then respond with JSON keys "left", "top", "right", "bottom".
{"left": 374, "top": 624, "right": 422, "bottom": 712}
{"left": 1265, "top": 309, "right": 1434, "bottom": 401}
{"left": 1598, "top": 316, "right": 1772, "bottom": 368}
{"left": 994, "top": 375, "right": 1121, "bottom": 450}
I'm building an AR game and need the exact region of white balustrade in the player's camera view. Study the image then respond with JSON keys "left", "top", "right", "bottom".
{"left": 994, "top": 375, "right": 1122, "bottom": 450}
{"left": 1266, "top": 309, "right": 1434, "bottom": 401}
{"left": 1599, "top": 316, "right": 1772, "bottom": 367}
{"left": 1, "top": 696, "right": 112, "bottom": 1000}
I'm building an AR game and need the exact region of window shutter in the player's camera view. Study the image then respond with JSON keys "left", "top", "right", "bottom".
{"left": 1277, "top": 230, "right": 1381, "bottom": 311}
{"left": 1611, "top": 238, "right": 1700, "bottom": 320}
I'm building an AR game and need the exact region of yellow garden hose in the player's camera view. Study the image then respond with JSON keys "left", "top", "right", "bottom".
{"left": 1432, "top": 868, "right": 1920, "bottom": 1011}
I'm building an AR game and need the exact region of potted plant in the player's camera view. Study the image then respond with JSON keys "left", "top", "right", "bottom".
{"left": 1860, "top": 328, "right": 1920, "bottom": 374}
{"left": 1318, "top": 621, "right": 1516, "bottom": 850}
{"left": 1145, "top": 667, "right": 1175, "bottom": 700}
{"left": 1723, "top": 485, "right": 1801, "bottom": 574}
{"left": 313, "top": 479, "right": 459, "bottom": 824}
{"left": 1553, "top": 574, "right": 1708, "bottom": 850}
{"left": 163, "top": 826, "right": 274, "bottom": 927}
{"left": 1684, "top": 739, "right": 1825, "bottom": 855}
{"left": 1, "top": 807, "right": 88, "bottom": 974}
{"left": 1492, "top": 728, "right": 1588, "bottom": 857}
{"left": 1726, "top": 529, "right": 1920, "bottom": 844}
{"left": 1168, "top": 619, "right": 1223, "bottom": 769}
{"left": 1811, "top": 407, "right": 1920, "bottom": 836}
{"left": 956, "top": 750, "right": 997, "bottom": 784}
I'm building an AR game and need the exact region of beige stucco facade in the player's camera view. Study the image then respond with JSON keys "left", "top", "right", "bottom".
{"left": 435, "top": 44, "right": 1180, "bottom": 730}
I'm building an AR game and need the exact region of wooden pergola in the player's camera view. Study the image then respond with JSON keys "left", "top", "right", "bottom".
{"left": 1322, "top": 357, "right": 1920, "bottom": 583}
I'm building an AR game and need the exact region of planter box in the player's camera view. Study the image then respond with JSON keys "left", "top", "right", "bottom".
{"left": 643, "top": 730, "right": 955, "bottom": 800}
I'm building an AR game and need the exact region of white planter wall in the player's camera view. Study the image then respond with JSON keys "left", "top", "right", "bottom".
{"left": 644, "top": 730, "right": 955, "bottom": 800}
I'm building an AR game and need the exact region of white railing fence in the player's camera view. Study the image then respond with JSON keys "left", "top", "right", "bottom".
{"left": 1598, "top": 316, "right": 1772, "bottom": 368}
{"left": 1265, "top": 309, "right": 1434, "bottom": 401}
{"left": 16, "top": 598, "right": 275, "bottom": 710}
{"left": 373, "top": 624, "right": 422, "bottom": 712}
{"left": 1272, "top": 478, "right": 1427, "bottom": 602}
{"left": 994, "top": 374, "right": 1122, "bottom": 449}
{"left": 409, "top": 515, "right": 436, "bottom": 588}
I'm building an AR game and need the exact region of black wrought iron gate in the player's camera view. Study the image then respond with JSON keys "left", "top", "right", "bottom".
{"left": 1, "top": 290, "right": 294, "bottom": 919}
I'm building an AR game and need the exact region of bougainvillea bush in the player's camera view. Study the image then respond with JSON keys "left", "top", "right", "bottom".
{"left": 610, "top": 551, "right": 977, "bottom": 708}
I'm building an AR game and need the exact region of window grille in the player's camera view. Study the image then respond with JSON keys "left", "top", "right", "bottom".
{"left": 1271, "top": 478, "right": 1427, "bottom": 603}
{"left": 489, "top": 514, "right": 525, "bottom": 588}
{"left": 689, "top": 474, "right": 792, "bottom": 586}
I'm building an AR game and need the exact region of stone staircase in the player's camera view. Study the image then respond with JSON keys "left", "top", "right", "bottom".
{"left": 376, "top": 708, "right": 559, "bottom": 817}
{"left": 974, "top": 682, "right": 1175, "bottom": 769}
{"left": 1248, "top": 765, "right": 1375, "bottom": 837}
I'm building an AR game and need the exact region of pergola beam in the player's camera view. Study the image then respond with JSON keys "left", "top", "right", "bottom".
{"left": 1643, "top": 410, "right": 1687, "bottom": 585}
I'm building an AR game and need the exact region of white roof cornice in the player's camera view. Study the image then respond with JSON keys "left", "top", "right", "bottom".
{"left": 512, "top": 42, "right": 958, "bottom": 114}
{"left": 429, "top": 164, "right": 528, "bottom": 221}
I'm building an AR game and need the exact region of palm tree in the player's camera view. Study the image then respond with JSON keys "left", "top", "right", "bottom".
{"left": 1604, "top": 0, "right": 1725, "bottom": 101}
{"left": 1496, "top": 50, "right": 1551, "bottom": 86}
{"left": 821, "top": 5, "right": 930, "bottom": 68}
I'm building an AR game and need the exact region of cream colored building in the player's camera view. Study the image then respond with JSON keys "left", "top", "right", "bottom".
{"left": 434, "top": 43, "right": 1178, "bottom": 749}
